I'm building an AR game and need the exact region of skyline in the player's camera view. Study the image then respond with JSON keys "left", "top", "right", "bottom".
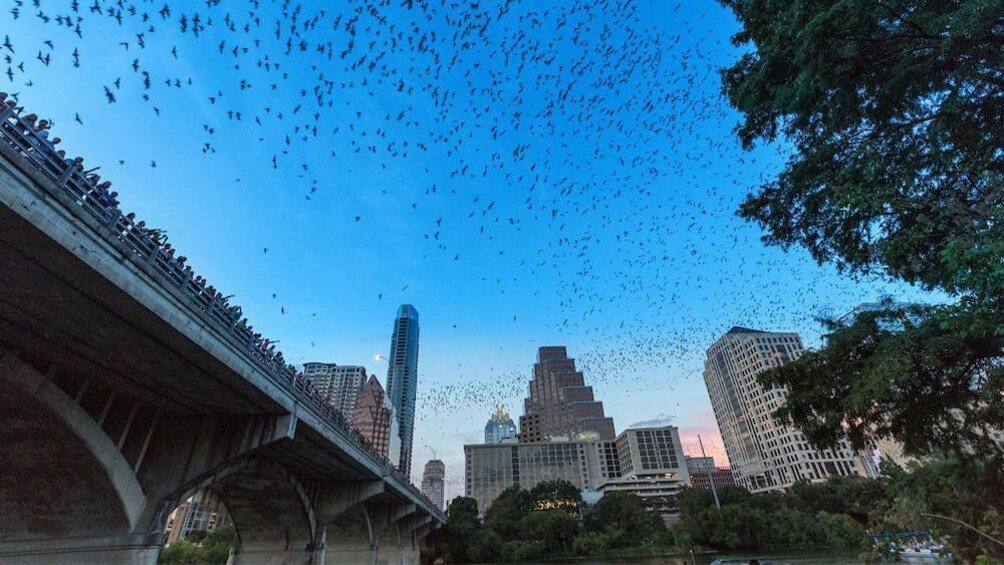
{"left": 0, "top": 0, "right": 941, "bottom": 494}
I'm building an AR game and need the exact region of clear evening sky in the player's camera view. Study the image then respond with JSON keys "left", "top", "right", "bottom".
{"left": 1, "top": 0, "right": 937, "bottom": 496}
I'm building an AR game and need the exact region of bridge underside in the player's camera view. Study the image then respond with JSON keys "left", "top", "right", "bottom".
{"left": 0, "top": 136, "right": 440, "bottom": 562}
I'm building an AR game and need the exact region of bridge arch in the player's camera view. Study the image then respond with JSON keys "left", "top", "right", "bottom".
{"left": 168, "top": 456, "right": 317, "bottom": 564}
{"left": 0, "top": 350, "right": 156, "bottom": 562}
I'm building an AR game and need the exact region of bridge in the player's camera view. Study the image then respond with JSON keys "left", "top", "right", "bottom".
{"left": 0, "top": 104, "right": 445, "bottom": 563}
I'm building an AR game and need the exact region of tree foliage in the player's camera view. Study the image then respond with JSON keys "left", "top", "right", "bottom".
{"left": 431, "top": 486, "right": 679, "bottom": 562}
{"left": 529, "top": 479, "right": 582, "bottom": 512}
{"left": 485, "top": 486, "right": 533, "bottom": 540}
{"left": 583, "top": 492, "right": 664, "bottom": 546}
{"left": 519, "top": 510, "right": 580, "bottom": 555}
{"left": 678, "top": 481, "right": 869, "bottom": 551}
{"left": 433, "top": 496, "right": 481, "bottom": 563}
{"left": 158, "top": 526, "right": 235, "bottom": 565}
{"left": 721, "top": 0, "right": 1004, "bottom": 462}
{"left": 432, "top": 462, "right": 1002, "bottom": 562}
{"left": 678, "top": 464, "right": 1002, "bottom": 561}
{"left": 880, "top": 457, "right": 1004, "bottom": 562}
{"left": 759, "top": 302, "right": 1004, "bottom": 459}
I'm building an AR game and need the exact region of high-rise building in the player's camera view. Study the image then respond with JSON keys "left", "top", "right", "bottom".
{"left": 421, "top": 459, "right": 446, "bottom": 510}
{"left": 352, "top": 375, "right": 401, "bottom": 464}
{"left": 386, "top": 304, "right": 420, "bottom": 475}
{"left": 484, "top": 405, "right": 518, "bottom": 444}
{"left": 466, "top": 347, "right": 688, "bottom": 517}
{"left": 519, "top": 346, "right": 615, "bottom": 443}
{"left": 703, "top": 327, "right": 862, "bottom": 493}
{"left": 302, "top": 362, "right": 367, "bottom": 416}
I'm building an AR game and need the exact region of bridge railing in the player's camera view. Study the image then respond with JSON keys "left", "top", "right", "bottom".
{"left": 0, "top": 101, "right": 442, "bottom": 518}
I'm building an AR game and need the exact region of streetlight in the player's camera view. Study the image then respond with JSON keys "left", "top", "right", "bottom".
{"left": 698, "top": 435, "right": 721, "bottom": 511}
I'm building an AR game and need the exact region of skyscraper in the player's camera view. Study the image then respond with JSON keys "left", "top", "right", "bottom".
{"left": 703, "top": 327, "right": 862, "bottom": 493}
{"left": 420, "top": 459, "right": 446, "bottom": 510}
{"left": 484, "top": 405, "right": 518, "bottom": 444}
{"left": 519, "top": 346, "right": 615, "bottom": 442}
{"left": 302, "top": 362, "right": 367, "bottom": 416}
{"left": 352, "top": 375, "right": 401, "bottom": 464}
{"left": 386, "top": 304, "right": 420, "bottom": 475}
{"left": 465, "top": 346, "right": 688, "bottom": 517}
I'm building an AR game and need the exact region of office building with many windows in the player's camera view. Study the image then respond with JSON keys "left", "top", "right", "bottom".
{"left": 302, "top": 362, "right": 367, "bottom": 416}
{"left": 465, "top": 425, "right": 690, "bottom": 517}
{"left": 352, "top": 375, "right": 401, "bottom": 465}
{"left": 703, "top": 327, "right": 862, "bottom": 493}
{"left": 421, "top": 459, "right": 446, "bottom": 511}
{"left": 466, "top": 347, "right": 689, "bottom": 517}
{"left": 519, "top": 346, "right": 615, "bottom": 443}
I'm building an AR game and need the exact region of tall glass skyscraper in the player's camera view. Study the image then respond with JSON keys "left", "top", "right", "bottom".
{"left": 386, "top": 304, "right": 420, "bottom": 475}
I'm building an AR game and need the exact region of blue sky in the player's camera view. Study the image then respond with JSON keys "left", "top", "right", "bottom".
{"left": 2, "top": 0, "right": 937, "bottom": 495}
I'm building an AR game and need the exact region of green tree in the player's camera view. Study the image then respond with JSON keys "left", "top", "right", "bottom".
{"left": 501, "top": 540, "right": 542, "bottom": 562}
{"left": 789, "top": 476, "right": 891, "bottom": 526}
{"left": 815, "top": 511, "right": 868, "bottom": 550}
{"left": 720, "top": 0, "right": 1004, "bottom": 460}
{"left": 573, "top": 531, "right": 611, "bottom": 556}
{"left": 466, "top": 529, "right": 503, "bottom": 563}
{"left": 202, "top": 526, "right": 236, "bottom": 565}
{"left": 485, "top": 486, "right": 532, "bottom": 540}
{"left": 519, "top": 510, "right": 580, "bottom": 555}
{"left": 157, "top": 526, "right": 236, "bottom": 564}
{"left": 881, "top": 457, "right": 1004, "bottom": 562}
{"left": 436, "top": 496, "right": 482, "bottom": 563}
{"left": 583, "top": 492, "right": 664, "bottom": 546}
{"left": 529, "top": 479, "right": 582, "bottom": 512}
{"left": 446, "top": 496, "right": 479, "bottom": 522}
{"left": 158, "top": 541, "right": 202, "bottom": 564}
{"left": 764, "top": 507, "right": 815, "bottom": 548}
{"left": 759, "top": 304, "right": 1004, "bottom": 460}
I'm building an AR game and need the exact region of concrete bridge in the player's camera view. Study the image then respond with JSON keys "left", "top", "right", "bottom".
{"left": 0, "top": 108, "right": 444, "bottom": 563}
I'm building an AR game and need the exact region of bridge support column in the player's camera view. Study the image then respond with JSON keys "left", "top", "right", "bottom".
{"left": 192, "top": 459, "right": 316, "bottom": 565}
{"left": 369, "top": 503, "right": 417, "bottom": 565}
{"left": 314, "top": 481, "right": 384, "bottom": 565}
{"left": 394, "top": 515, "right": 432, "bottom": 565}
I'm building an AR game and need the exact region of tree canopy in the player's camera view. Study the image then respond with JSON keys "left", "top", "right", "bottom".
{"left": 583, "top": 491, "right": 664, "bottom": 543}
{"left": 485, "top": 485, "right": 533, "bottom": 540}
{"left": 529, "top": 479, "right": 582, "bottom": 512}
{"left": 720, "top": 0, "right": 1004, "bottom": 461}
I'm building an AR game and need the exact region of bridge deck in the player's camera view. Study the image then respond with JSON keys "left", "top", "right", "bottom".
{"left": 0, "top": 103, "right": 442, "bottom": 519}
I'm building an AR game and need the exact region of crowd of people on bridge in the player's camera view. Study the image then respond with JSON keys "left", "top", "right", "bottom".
{"left": 0, "top": 94, "right": 431, "bottom": 505}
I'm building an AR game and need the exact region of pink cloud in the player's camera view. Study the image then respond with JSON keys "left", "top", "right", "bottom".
{"left": 678, "top": 411, "right": 730, "bottom": 467}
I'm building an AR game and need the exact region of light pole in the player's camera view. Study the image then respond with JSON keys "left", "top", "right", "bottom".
{"left": 698, "top": 434, "right": 721, "bottom": 511}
